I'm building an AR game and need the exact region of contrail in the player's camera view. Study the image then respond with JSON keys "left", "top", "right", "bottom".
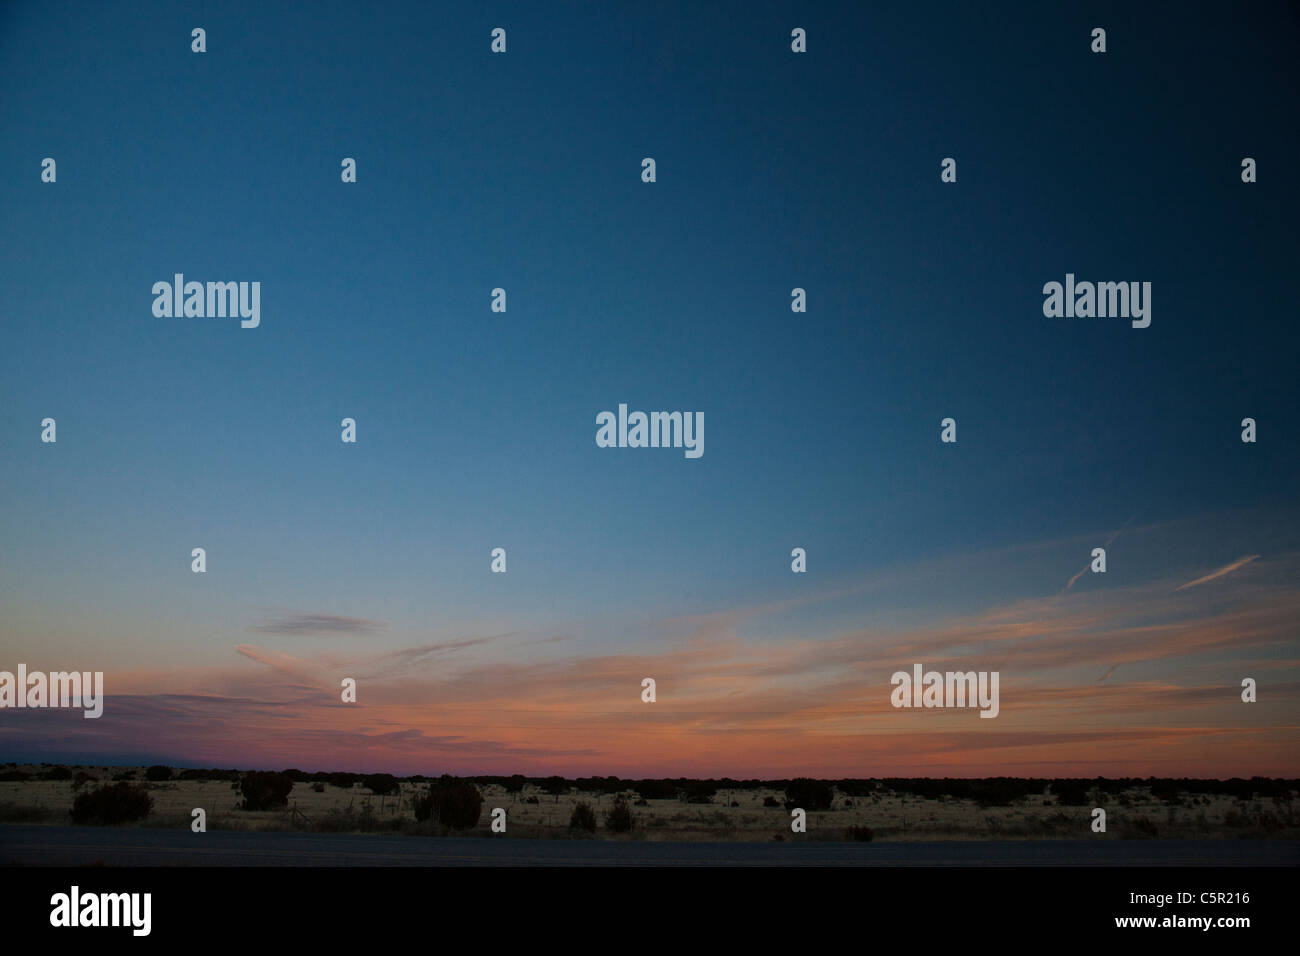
{"left": 1176, "top": 554, "right": 1261, "bottom": 591}
{"left": 1061, "top": 513, "right": 1136, "bottom": 593}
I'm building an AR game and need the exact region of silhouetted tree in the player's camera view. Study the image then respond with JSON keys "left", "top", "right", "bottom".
{"left": 542, "top": 776, "right": 569, "bottom": 803}
{"left": 414, "top": 775, "right": 483, "bottom": 829}
{"left": 363, "top": 773, "right": 400, "bottom": 796}
{"left": 784, "top": 778, "right": 834, "bottom": 812}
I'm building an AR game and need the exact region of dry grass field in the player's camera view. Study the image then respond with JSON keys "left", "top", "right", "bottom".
{"left": 2, "top": 765, "right": 1296, "bottom": 841}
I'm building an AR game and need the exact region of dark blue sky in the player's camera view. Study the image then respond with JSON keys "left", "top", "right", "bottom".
{"left": 1, "top": 2, "right": 1297, "bottom": 775}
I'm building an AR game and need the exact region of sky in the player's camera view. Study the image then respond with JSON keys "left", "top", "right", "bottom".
{"left": 1, "top": 1, "right": 1298, "bottom": 778}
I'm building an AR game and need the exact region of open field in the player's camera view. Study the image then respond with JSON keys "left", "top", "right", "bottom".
{"left": 2, "top": 765, "right": 1297, "bottom": 842}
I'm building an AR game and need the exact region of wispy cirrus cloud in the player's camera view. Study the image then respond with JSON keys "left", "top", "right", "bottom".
{"left": 248, "top": 610, "right": 388, "bottom": 636}
{"left": 10, "top": 520, "right": 1298, "bottom": 777}
{"left": 1176, "top": 554, "right": 1261, "bottom": 591}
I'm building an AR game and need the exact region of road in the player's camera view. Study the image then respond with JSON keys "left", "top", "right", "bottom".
{"left": 2, "top": 825, "right": 1296, "bottom": 866}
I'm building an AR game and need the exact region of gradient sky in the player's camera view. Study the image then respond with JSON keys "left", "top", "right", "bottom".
{"left": 2, "top": 1, "right": 1298, "bottom": 777}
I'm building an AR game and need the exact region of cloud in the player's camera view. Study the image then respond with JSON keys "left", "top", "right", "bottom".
{"left": 8, "top": 517, "right": 1297, "bottom": 777}
{"left": 1176, "top": 554, "right": 1261, "bottom": 591}
{"left": 249, "top": 611, "right": 387, "bottom": 636}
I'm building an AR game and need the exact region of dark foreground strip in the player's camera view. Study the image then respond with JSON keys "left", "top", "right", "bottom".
{"left": 1, "top": 860, "right": 1293, "bottom": 943}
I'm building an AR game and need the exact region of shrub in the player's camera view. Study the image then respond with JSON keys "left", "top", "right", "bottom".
{"left": 414, "top": 775, "right": 483, "bottom": 829}
{"left": 363, "top": 773, "right": 400, "bottom": 796}
{"left": 70, "top": 783, "right": 152, "bottom": 825}
{"left": 112, "top": 771, "right": 136, "bottom": 781}
{"left": 846, "top": 825, "right": 874, "bottom": 841}
{"left": 144, "top": 765, "right": 172, "bottom": 782}
{"left": 0, "top": 770, "right": 31, "bottom": 782}
{"left": 605, "top": 799, "right": 634, "bottom": 833}
{"left": 311, "top": 782, "right": 326, "bottom": 793}
{"left": 569, "top": 802, "right": 597, "bottom": 832}
{"left": 240, "top": 771, "right": 294, "bottom": 810}
{"left": 73, "top": 771, "right": 97, "bottom": 789}
{"left": 763, "top": 795, "right": 781, "bottom": 808}
{"left": 42, "top": 766, "right": 73, "bottom": 781}
{"left": 784, "top": 778, "right": 833, "bottom": 812}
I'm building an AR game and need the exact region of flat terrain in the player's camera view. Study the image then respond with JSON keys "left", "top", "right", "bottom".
{"left": 5, "top": 766, "right": 1296, "bottom": 842}
{"left": 3, "top": 826, "right": 1297, "bottom": 866}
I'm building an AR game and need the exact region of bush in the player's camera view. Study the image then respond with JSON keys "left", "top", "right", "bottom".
{"left": 414, "top": 775, "right": 483, "bottom": 829}
{"left": 569, "top": 802, "right": 597, "bottom": 832}
{"left": 42, "top": 766, "right": 73, "bottom": 781}
{"left": 240, "top": 771, "right": 294, "bottom": 810}
{"left": 0, "top": 770, "right": 31, "bottom": 782}
{"left": 605, "top": 799, "right": 634, "bottom": 833}
{"left": 144, "top": 764, "right": 172, "bottom": 782}
{"left": 363, "top": 773, "right": 400, "bottom": 796}
{"left": 784, "top": 778, "right": 834, "bottom": 812}
{"left": 763, "top": 795, "right": 781, "bottom": 807}
{"left": 311, "top": 781, "right": 326, "bottom": 793}
{"left": 846, "top": 825, "right": 874, "bottom": 841}
{"left": 70, "top": 783, "right": 152, "bottom": 825}
{"left": 112, "top": 771, "right": 137, "bottom": 781}
{"left": 73, "top": 771, "right": 97, "bottom": 789}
